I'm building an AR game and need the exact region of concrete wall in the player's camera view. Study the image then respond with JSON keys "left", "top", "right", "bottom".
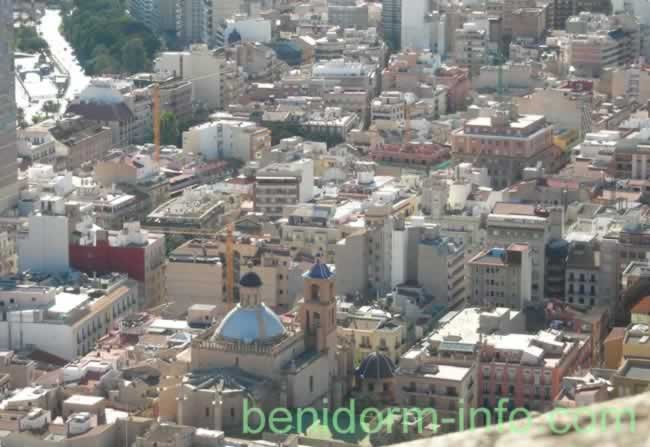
{"left": 335, "top": 231, "right": 368, "bottom": 297}
{"left": 165, "top": 260, "right": 224, "bottom": 318}
{"left": 17, "top": 214, "right": 70, "bottom": 274}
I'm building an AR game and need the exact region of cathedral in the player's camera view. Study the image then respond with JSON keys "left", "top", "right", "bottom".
{"left": 172, "top": 258, "right": 354, "bottom": 432}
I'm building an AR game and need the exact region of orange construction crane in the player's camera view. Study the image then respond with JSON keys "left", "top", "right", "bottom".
{"left": 152, "top": 83, "right": 161, "bottom": 163}
{"left": 225, "top": 223, "right": 235, "bottom": 309}
{"left": 403, "top": 100, "right": 412, "bottom": 145}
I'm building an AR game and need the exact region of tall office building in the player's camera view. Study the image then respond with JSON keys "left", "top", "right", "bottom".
{"left": 382, "top": 0, "right": 401, "bottom": 50}
{"left": 0, "top": 0, "right": 18, "bottom": 213}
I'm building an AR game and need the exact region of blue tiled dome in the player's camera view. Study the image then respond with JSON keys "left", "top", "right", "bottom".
{"left": 356, "top": 352, "right": 395, "bottom": 380}
{"left": 239, "top": 271, "right": 263, "bottom": 288}
{"left": 306, "top": 260, "right": 333, "bottom": 280}
{"left": 213, "top": 303, "right": 286, "bottom": 344}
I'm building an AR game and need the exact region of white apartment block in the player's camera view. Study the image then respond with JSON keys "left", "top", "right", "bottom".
{"left": 155, "top": 45, "right": 242, "bottom": 111}
{"left": 182, "top": 120, "right": 271, "bottom": 162}
{"left": 255, "top": 159, "right": 315, "bottom": 219}
{"left": 0, "top": 277, "right": 138, "bottom": 360}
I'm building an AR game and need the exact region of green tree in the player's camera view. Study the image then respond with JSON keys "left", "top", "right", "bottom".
{"left": 17, "top": 108, "right": 28, "bottom": 129}
{"left": 15, "top": 27, "right": 49, "bottom": 53}
{"left": 121, "top": 38, "right": 148, "bottom": 74}
{"left": 62, "top": 0, "right": 160, "bottom": 75}
{"left": 42, "top": 101, "right": 60, "bottom": 116}
{"left": 160, "top": 112, "right": 178, "bottom": 146}
{"left": 90, "top": 44, "right": 117, "bottom": 74}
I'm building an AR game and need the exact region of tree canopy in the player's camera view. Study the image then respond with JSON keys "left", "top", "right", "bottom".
{"left": 15, "top": 27, "right": 49, "bottom": 53}
{"left": 160, "top": 112, "right": 179, "bottom": 146}
{"left": 62, "top": 0, "right": 160, "bottom": 75}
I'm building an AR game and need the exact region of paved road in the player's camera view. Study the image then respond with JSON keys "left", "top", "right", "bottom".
{"left": 15, "top": 8, "right": 90, "bottom": 124}
{"left": 38, "top": 8, "right": 89, "bottom": 104}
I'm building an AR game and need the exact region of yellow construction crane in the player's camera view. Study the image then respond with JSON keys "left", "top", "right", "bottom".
{"left": 152, "top": 83, "right": 161, "bottom": 163}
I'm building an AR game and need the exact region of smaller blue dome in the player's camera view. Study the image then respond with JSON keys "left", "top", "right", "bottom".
{"left": 240, "top": 271, "right": 262, "bottom": 288}
{"left": 306, "top": 261, "right": 333, "bottom": 280}
{"left": 356, "top": 352, "right": 395, "bottom": 380}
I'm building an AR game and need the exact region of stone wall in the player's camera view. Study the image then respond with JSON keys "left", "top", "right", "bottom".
{"left": 395, "top": 391, "right": 650, "bottom": 447}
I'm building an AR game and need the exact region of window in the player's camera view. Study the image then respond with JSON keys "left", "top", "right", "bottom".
{"left": 309, "top": 375, "right": 314, "bottom": 393}
{"left": 206, "top": 408, "right": 210, "bottom": 417}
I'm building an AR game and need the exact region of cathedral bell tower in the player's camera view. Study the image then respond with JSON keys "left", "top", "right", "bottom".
{"left": 300, "top": 255, "right": 337, "bottom": 354}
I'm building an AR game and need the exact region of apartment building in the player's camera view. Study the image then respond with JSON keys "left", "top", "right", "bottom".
{"left": 175, "top": 0, "right": 210, "bottom": 45}
{"left": 382, "top": 0, "right": 402, "bottom": 50}
{"left": 556, "top": 13, "right": 640, "bottom": 77}
{"left": 469, "top": 244, "right": 532, "bottom": 309}
{"left": 69, "top": 221, "right": 166, "bottom": 309}
{"left": 382, "top": 51, "right": 440, "bottom": 97}
{"left": 392, "top": 222, "right": 466, "bottom": 308}
{"left": 454, "top": 23, "right": 488, "bottom": 77}
{"left": 337, "top": 305, "right": 409, "bottom": 365}
{"left": 516, "top": 81, "right": 593, "bottom": 138}
{"left": 17, "top": 199, "right": 71, "bottom": 275}
{"left": 128, "top": 0, "right": 173, "bottom": 33}
{"left": 155, "top": 45, "right": 243, "bottom": 111}
{"left": 146, "top": 185, "right": 242, "bottom": 232}
{"left": 0, "top": 0, "right": 18, "bottom": 213}
{"left": 281, "top": 203, "right": 348, "bottom": 263}
{"left": 182, "top": 120, "right": 271, "bottom": 163}
{"left": 612, "top": 128, "right": 650, "bottom": 180}
{"left": 395, "top": 359, "right": 476, "bottom": 434}
{"left": 564, "top": 233, "right": 619, "bottom": 314}
{"left": 395, "top": 307, "right": 522, "bottom": 423}
{"left": 485, "top": 203, "right": 551, "bottom": 302}
{"left": 165, "top": 252, "right": 223, "bottom": 319}
{"left": 479, "top": 329, "right": 590, "bottom": 413}
{"left": 451, "top": 104, "right": 555, "bottom": 189}
{"left": 511, "top": 8, "right": 547, "bottom": 40}
{"left": 130, "top": 74, "right": 194, "bottom": 126}
{"left": 0, "top": 276, "right": 138, "bottom": 360}
{"left": 370, "top": 91, "right": 406, "bottom": 129}
{"left": 16, "top": 122, "right": 57, "bottom": 164}
{"left": 49, "top": 116, "right": 113, "bottom": 170}
{"left": 549, "top": 0, "right": 610, "bottom": 29}
{"left": 401, "top": 0, "right": 448, "bottom": 54}
{"left": 434, "top": 66, "right": 470, "bottom": 112}
{"left": 254, "top": 159, "right": 314, "bottom": 219}
{"left": 599, "top": 65, "right": 650, "bottom": 104}
{"left": 328, "top": 0, "right": 369, "bottom": 29}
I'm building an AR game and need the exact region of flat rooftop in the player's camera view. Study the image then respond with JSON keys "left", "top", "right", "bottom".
{"left": 64, "top": 395, "right": 105, "bottom": 406}
{"left": 49, "top": 292, "right": 90, "bottom": 315}
{"left": 621, "top": 364, "right": 650, "bottom": 381}
{"left": 418, "top": 364, "right": 473, "bottom": 381}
